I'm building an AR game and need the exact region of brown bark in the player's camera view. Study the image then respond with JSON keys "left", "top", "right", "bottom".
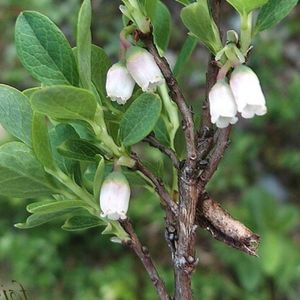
{"left": 132, "top": 1, "right": 261, "bottom": 299}
{"left": 196, "top": 194, "right": 260, "bottom": 256}
{"left": 121, "top": 219, "right": 171, "bottom": 300}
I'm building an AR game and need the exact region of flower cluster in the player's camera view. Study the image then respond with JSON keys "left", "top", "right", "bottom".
{"left": 209, "top": 65, "right": 267, "bottom": 128}
{"left": 105, "top": 46, "right": 164, "bottom": 105}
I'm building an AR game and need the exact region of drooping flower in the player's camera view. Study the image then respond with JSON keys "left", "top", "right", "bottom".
{"left": 100, "top": 171, "right": 130, "bottom": 220}
{"left": 209, "top": 79, "right": 238, "bottom": 128}
{"left": 126, "top": 46, "right": 164, "bottom": 92}
{"left": 105, "top": 62, "right": 135, "bottom": 105}
{"left": 230, "top": 65, "right": 267, "bottom": 119}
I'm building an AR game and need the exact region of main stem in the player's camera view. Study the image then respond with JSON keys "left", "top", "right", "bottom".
{"left": 174, "top": 172, "right": 199, "bottom": 300}
{"left": 140, "top": 1, "right": 229, "bottom": 298}
{"left": 141, "top": 34, "right": 199, "bottom": 300}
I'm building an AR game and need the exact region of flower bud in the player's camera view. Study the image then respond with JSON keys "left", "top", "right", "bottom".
{"left": 100, "top": 171, "right": 130, "bottom": 220}
{"left": 209, "top": 79, "right": 238, "bottom": 128}
{"left": 126, "top": 46, "right": 164, "bottom": 92}
{"left": 230, "top": 65, "right": 267, "bottom": 119}
{"left": 105, "top": 62, "right": 135, "bottom": 105}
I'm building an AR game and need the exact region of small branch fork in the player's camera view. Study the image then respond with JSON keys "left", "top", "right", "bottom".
{"left": 143, "top": 134, "right": 180, "bottom": 169}
{"left": 142, "top": 33, "right": 201, "bottom": 300}
{"left": 130, "top": 152, "right": 178, "bottom": 216}
{"left": 120, "top": 1, "right": 260, "bottom": 299}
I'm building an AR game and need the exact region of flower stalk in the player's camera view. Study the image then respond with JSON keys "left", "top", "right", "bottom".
{"left": 240, "top": 12, "right": 253, "bottom": 55}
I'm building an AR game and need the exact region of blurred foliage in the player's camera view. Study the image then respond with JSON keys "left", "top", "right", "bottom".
{"left": 0, "top": 0, "right": 299, "bottom": 299}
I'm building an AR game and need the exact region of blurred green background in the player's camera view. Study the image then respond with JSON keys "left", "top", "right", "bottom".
{"left": 0, "top": 0, "right": 300, "bottom": 299}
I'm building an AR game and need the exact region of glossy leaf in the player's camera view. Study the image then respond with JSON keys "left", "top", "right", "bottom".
{"left": 0, "top": 142, "right": 55, "bottom": 198}
{"left": 27, "top": 200, "right": 92, "bottom": 214}
{"left": 15, "top": 208, "right": 82, "bottom": 229}
{"left": 77, "top": 0, "right": 92, "bottom": 89}
{"left": 91, "top": 45, "right": 112, "bottom": 98}
{"left": 57, "top": 139, "right": 103, "bottom": 162}
{"left": 226, "top": 0, "right": 268, "bottom": 15}
{"left": 120, "top": 93, "right": 162, "bottom": 146}
{"left": 32, "top": 112, "right": 56, "bottom": 170}
{"left": 23, "top": 87, "right": 41, "bottom": 98}
{"left": 173, "top": 36, "right": 197, "bottom": 78}
{"left": 0, "top": 84, "right": 32, "bottom": 146}
{"left": 123, "top": 170, "right": 149, "bottom": 187}
{"left": 62, "top": 215, "right": 105, "bottom": 231}
{"left": 181, "top": 1, "right": 223, "bottom": 54}
{"left": 255, "top": 0, "right": 298, "bottom": 33}
{"left": 49, "top": 124, "right": 79, "bottom": 175}
{"left": 150, "top": 1, "right": 171, "bottom": 55}
{"left": 153, "top": 117, "right": 170, "bottom": 146}
{"left": 31, "top": 86, "right": 97, "bottom": 122}
{"left": 15, "top": 11, "right": 79, "bottom": 86}
{"left": 143, "top": 0, "right": 158, "bottom": 18}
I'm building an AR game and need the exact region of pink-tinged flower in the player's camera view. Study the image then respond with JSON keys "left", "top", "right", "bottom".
{"left": 230, "top": 65, "right": 267, "bottom": 119}
{"left": 106, "top": 62, "right": 135, "bottom": 105}
{"left": 209, "top": 79, "right": 238, "bottom": 128}
{"left": 126, "top": 46, "right": 164, "bottom": 92}
{"left": 100, "top": 171, "right": 130, "bottom": 220}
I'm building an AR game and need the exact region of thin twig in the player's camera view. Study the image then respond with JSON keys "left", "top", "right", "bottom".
{"left": 197, "top": 0, "right": 222, "bottom": 155}
{"left": 143, "top": 134, "right": 180, "bottom": 169}
{"left": 199, "top": 127, "right": 231, "bottom": 187}
{"left": 141, "top": 35, "right": 197, "bottom": 166}
{"left": 131, "top": 152, "right": 178, "bottom": 215}
{"left": 120, "top": 219, "right": 171, "bottom": 300}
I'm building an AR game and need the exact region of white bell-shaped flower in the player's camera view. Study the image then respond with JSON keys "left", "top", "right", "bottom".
{"left": 126, "top": 46, "right": 164, "bottom": 92}
{"left": 209, "top": 79, "right": 238, "bottom": 128}
{"left": 100, "top": 171, "right": 130, "bottom": 220}
{"left": 106, "top": 62, "right": 135, "bottom": 105}
{"left": 230, "top": 65, "right": 267, "bottom": 119}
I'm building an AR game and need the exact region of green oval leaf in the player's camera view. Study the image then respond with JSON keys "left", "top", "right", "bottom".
{"left": 62, "top": 215, "right": 104, "bottom": 231}
{"left": 181, "top": 0, "right": 223, "bottom": 54}
{"left": 15, "top": 208, "right": 82, "bottom": 229}
{"left": 57, "top": 139, "right": 103, "bottom": 162}
{"left": 27, "top": 200, "right": 92, "bottom": 214}
{"left": 173, "top": 36, "right": 197, "bottom": 79}
{"left": 0, "top": 142, "right": 55, "bottom": 198}
{"left": 255, "top": 0, "right": 298, "bottom": 33}
{"left": 77, "top": 0, "right": 92, "bottom": 89}
{"left": 31, "top": 86, "right": 97, "bottom": 122}
{"left": 15, "top": 11, "right": 79, "bottom": 86}
{"left": 49, "top": 124, "right": 79, "bottom": 175}
{"left": 91, "top": 45, "right": 112, "bottom": 98}
{"left": 32, "top": 112, "right": 56, "bottom": 170}
{"left": 0, "top": 84, "right": 32, "bottom": 146}
{"left": 120, "top": 93, "right": 162, "bottom": 146}
{"left": 150, "top": 1, "right": 171, "bottom": 55}
{"left": 153, "top": 117, "right": 170, "bottom": 146}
